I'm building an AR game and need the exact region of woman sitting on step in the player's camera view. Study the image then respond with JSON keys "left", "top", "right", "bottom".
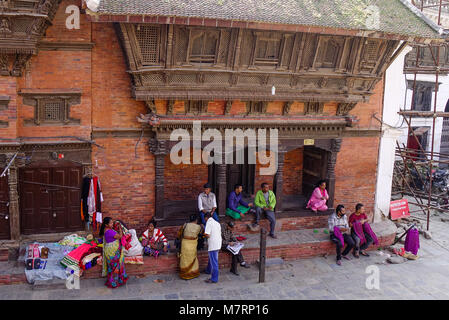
{"left": 306, "top": 180, "right": 329, "bottom": 213}
{"left": 141, "top": 219, "right": 169, "bottom": 257}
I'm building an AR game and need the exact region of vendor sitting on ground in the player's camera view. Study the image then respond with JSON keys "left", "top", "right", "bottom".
{"left": 226, "top": 184, "right": 253, "bottom": 220}
{"left": 349, "top": 203, "right": 373, "bottom": 258}
{"left": 141, "top": 219, "right": 169, "bottom": 257}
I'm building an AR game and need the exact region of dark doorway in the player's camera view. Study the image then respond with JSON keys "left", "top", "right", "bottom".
{"left": 0, "top": 173, "right": 10, "bottom": 239}
{"left": 19, "top": 161, "right": 83, "bottom": 235}
{"left": 208, "top": 148, "right": 255, "bottom": 197}
{"left": 302, "top": 146, "right": 328, "bottom": 199}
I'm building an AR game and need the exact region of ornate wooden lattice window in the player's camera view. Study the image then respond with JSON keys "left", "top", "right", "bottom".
{"left": 135, "top": 25, "right": 161, "bottom": 66}
{"left": 188, "top": 29, "right": 219, "bottom": 64}
{"left": 0, "top": 96, "right": 9, "bottom": 128}
{"left": 20, "top": 90, "right": 81, "bottom": 126}
{"left": 359, "top": 39, "right": 382, "bottom": 73}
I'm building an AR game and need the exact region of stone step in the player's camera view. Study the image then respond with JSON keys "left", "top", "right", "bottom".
{"left": 255, "top": 257, "right": 286, "bottom": 271}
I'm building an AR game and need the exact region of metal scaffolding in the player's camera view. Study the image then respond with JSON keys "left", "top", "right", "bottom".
{"left": 393, "top": 0, "right": 449, "bottom": 230}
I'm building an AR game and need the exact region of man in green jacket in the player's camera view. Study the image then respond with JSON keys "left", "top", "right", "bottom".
{"left": 254, "top": 182, "right": 277, "bottom": 239}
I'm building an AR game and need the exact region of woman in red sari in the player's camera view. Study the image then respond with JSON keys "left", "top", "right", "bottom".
{"left": 99, "top": 217, "right": 128, "bottom": 288}
{"left": 306, "top": 180, "right": 329, "bottom": 213}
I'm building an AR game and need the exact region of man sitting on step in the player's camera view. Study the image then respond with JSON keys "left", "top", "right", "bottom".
{"left": 253, "top": 182, "right": 277, "bottom": 239}
{"left": 198, "top": 183, "right": 219, "bottom": 227}
{"left": 226, "top": 184, "right": 254, "bottom": 220}
{"left": 221, "top": 221, "right": 250, "bottom": 276}
{"left": 328, "top": 204, "right": 355, "bottom": 266}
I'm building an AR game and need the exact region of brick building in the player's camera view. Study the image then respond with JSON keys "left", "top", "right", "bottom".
{"left": 0, "top": 0, "right": 444, "bottom": 247}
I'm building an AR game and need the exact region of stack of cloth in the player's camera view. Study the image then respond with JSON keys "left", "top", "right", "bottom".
{"left": 80, "top": 248, "right": 103, "bottom": 270}
{"left": 58, "top": 234, "right": 88, "bottom": 247}
{"left": 123, "top": 229, "right": 144, "bottom": 264}
{"left": 60, "top": 241, "right": 98, "bottom": 277}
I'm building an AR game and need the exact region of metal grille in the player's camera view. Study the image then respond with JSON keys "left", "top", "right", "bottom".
{"left": 238, "top": 75, "right": 260, "bottom": 85}
{"left": 43, "top": 101, "right": 61, "bottom": 121}
{"left": 136, "top": 25, "right": 159, "bottom": 65}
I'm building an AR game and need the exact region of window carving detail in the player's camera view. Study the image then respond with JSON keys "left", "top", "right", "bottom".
{"left": 316, "top": 37, "right": 344, "bottom": 69}
{"left": 246, "top": 101, "right": 268, "bottom": 115}
{"left": 359, "top": 39, "right": 382, "bottom": 73}
{"left": 185, "top": 100, "right": 208, "bottom": 115}
{"left": 188, "top": 29, "right": 219, "bottom": 64}
{"left": 251, "top": 32, "right": 283, "bottom": 68}
{"left": 0, "top": 96, "right": 9, "bottom": 128}
{"left": 304, "top": 102, "right": 324, "bottom": 115}
{"left": 19, "top": 91, "right": 81, "bottom": 126}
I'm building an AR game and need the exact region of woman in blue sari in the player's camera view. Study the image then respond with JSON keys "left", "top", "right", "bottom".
{"left": 99, "top": 217, "right": 128, "bottom": 288}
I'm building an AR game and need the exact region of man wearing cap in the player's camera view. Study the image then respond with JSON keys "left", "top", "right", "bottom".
{"left": 221, "top": 221, "right": 250, "bottom": 276}
{"left": 198, "top": 183, "right": 219, "bottom": 226}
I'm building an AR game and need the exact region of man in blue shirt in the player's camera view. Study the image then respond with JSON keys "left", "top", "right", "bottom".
{"left": 226, "top": 184, "right": 253, "bottom": 219}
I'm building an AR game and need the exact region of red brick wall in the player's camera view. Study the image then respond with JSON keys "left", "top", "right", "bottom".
{"left": 91, "top": 137, "right": 155, "bottom": 231}
{"left": 164, "top": 149, "right": 208, "bottom": 201}
{"left": 0, "top": 77, "right": 18, "bottom": 142}
{"left": 283, "top": 148, "right": 304, "bottom": 195}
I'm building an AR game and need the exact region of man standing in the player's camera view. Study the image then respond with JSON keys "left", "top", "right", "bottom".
{"left": 328, "top": 204, "right": 355, "bottom": 266}
{"left": 221, "top": 221, "right": 250, "bottom": 276}
{"left": 253, "top": 182, "right": 277, "bottom": 239}
{"left": 226, "top": 184, "right": 253, "bottom": 220}
{"left": 198, "top": 183, "right": 219, "bottom": 226}
{"left": 204, "top": 211, "right": 222, "bottom": 283}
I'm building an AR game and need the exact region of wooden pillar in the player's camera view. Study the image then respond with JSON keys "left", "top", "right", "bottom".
{"left": 7, "top": 164, "right": 20, "bottom": 240}
{"left": 327, "top": 139, "right": 342, "bottom": 209}
{"left": 217, "top": 151, "right": 227, "bottom": 218}
{"left": 274, "top": 148, "right": 286, "bottom": 213}
{"left": 149, "top": 138, "right": 167, "bottom": 221}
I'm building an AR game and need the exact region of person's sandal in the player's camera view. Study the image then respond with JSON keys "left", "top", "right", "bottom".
{"left": 336, "top": 260, "right": 342, "bottom": 266}
{"left": 353, "top": 252, "right": 360, "bottom": 259}
{"left": 360, "top": 251, "right": 370, "bottom": 257}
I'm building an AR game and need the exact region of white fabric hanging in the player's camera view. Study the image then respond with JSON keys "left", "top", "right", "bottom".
{"left": 87, "top": 179, "right": 96, "bottom": 216}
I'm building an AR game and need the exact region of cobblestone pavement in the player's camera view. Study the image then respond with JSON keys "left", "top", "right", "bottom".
{"left": 1, "top": 211, "right": 449, "bottom": 300}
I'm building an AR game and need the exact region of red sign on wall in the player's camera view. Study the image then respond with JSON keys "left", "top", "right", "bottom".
{"left": 390, "top": 199, "right": 410, "bottom": 220}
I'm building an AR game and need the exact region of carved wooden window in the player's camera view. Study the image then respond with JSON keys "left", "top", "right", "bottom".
{"left": 316, "top": 37, "right": 344, "bottom": 69}
{"left": 0, "top": 96, "right": 9, "bottom": 128}
{"left": 359, "top": 39, "right": 382, "bottom": 73}
{"left": 188, "top": 29, "right": 219, "bottom": 64}
{"left": 135, "top": 25, "right": 160, "bottom": 66}
{"left": 252, "top": 32, "right": 283, "bottom": 67}
{"left": 20, "top": 91, "right": 81, "bottom": 126}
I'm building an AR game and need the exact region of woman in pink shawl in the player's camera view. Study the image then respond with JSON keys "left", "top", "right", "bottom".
{"left": 306, "top": 180, "right": 329, "bottom": 213}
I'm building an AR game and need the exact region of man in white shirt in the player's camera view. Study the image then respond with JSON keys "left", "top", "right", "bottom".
{"left": 204, "top": 211, "right": 222, "bottom": 283}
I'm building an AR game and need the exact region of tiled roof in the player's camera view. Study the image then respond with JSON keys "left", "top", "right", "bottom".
{"left": 94, "top": 0, "right": 443, "bottom": 39}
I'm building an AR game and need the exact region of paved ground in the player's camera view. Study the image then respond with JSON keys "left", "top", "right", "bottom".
{"left": 1, "top": 209, "right": 449, "bottom": 300}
